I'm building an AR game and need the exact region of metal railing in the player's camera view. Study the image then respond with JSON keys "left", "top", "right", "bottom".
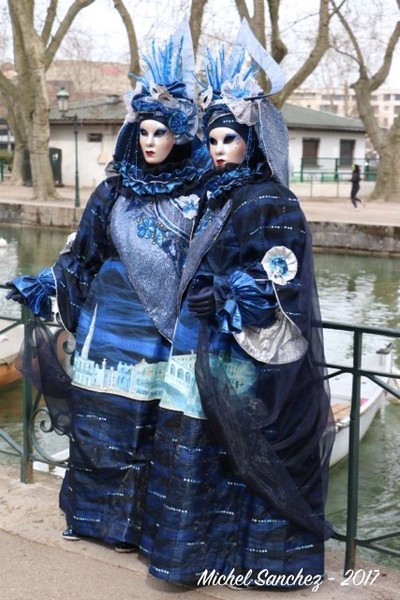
{"left": 0, "top": 301, "right": 69, "bottom": 481}
{"left": 295, "top": 157, "right": 378, "bottom": 183}
{"left": 322, "top": 321, "right": 400, "bottom": 572}
{"left": 0, "top": 302, "right": 27, "bottom": 470}
{"left": 0, "top": 299, "right": 399, "bottom": 573}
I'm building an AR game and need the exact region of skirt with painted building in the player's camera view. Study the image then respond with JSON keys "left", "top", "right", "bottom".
{"left": 59, "top": 257, "right": 170, "bottom": 546}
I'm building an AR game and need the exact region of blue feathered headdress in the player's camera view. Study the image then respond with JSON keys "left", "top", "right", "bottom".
{"left": 198, "top": 19, "right": 285, "bottom": 122}
{"left": 199, "top": 19, "right": 290, "bottom": 186}
{"left": 201, "top": 45, "right": 258, "bottom": 99}
{"left": 121, "top": 19, "right": 197, "bottom": 145}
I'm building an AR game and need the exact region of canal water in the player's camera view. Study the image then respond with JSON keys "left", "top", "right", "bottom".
{"left": 0, "top": 223, "right": 399, "bottom": 568}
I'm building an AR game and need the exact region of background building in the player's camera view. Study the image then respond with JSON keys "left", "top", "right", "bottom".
{"left": 44, "top": 98, "right": 367, "bottom": 188}
{"left": 289, "top": 87, "right": 400, "bottom": 130}
{"left": 0, "top": 61, "right": 370, "bottom": 188}
{"left": 288, "top": 87, "right": 400, "bottom": 158}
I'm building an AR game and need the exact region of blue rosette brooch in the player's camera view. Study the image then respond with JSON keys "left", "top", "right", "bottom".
{"left": 261, "top": 246, "right": 297, "bottom": 285}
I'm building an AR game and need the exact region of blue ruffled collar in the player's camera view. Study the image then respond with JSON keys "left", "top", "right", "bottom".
{"left": 205, "top": 162, "right": 266, "bottom": 201}
{"left": 114, "top": 159, "right": 201, "bottom": 196}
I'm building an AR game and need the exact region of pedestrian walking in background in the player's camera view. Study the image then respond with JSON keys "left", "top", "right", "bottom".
{"left": 350, "top": 164, "right": 365, "bottom": 209}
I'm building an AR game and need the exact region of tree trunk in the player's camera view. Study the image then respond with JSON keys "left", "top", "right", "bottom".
{"left": 371, "top": 115, "right": 400, "bottom": 202}
{"left": 0, "top": 94, "right": 26, "bottom": 184}
{"left": 112, "top": 0, "right": 140, "bottom": 83}
{"left": 9, "top": 143, "right": 24, "bottom": 185}
{"left": 29, "top": 115, "right": 56, "bottom": 200}
{"left": 351, "top": 78, "right": 399, "bottom": 203}
{"left": 189, "top": 0, "right": 208, "bottom": 57}
{"left": 234, "top": 0, "right": 270, "bottom": 90}
{"left": 1, "top": 0, "right": 96, "bottom": 200}
{"left": 9, "top": 1, "right": 56, "bottom": 200}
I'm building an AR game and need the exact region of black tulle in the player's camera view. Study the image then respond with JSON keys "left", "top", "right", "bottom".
{"left": 16, "top": 317, "right": 74, "bottom": 436}
{"left": 191, "top": 195, "right": 335, "bottom": 541}
{"left": 195, "top": 318, "right": 334, "bottom": 541}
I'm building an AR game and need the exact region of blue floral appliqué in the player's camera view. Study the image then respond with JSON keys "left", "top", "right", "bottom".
{"left": 137, "top": 215, "right": 165, "bottom": 249}
{"left": 173, "top": 194, "right": 200, "bottom": 220}
{"left": 137, "top": 216, "right": 157, "bottom": 240}
{"left": 136, "top": 214, "right": 181, "bottom": 265}
{"left": 261, "top": 246, "right": 298, "bottom": 285}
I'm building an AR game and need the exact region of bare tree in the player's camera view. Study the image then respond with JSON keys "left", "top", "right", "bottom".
{"left": 231, "top": 0, "right": 337, "bottom": 103}
{"left": 274, "top": 0, "right": 340, "bottom": 107}
{"left": 112, "top": 0, "right": 209, "bottom": 85}
{"left": 308, "top": 45, "right": 361, "bottom": 119}
{"left": 112, "top": 0, "right": 140, "bottom": 86}
{"left": 224, "top": 0, "right": 399, "bottom": 200}
{"left": 189, "top": 0, "right": 209, "bottom": 56}
{"left": 332, "top": 1, "right": 400, "bottom": 201}
{"left": 0, "top": 0, "right": 95, "bottom": 200}
{"left": 232, "top": 0, "right": 266, "bottom": 89}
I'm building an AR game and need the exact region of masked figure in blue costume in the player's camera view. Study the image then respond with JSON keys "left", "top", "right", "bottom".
{"left": 6, "top": 24, "right": 209, "bottom": 552}
{"left": 139, "top": 21, "right": 335, "bottom": 588}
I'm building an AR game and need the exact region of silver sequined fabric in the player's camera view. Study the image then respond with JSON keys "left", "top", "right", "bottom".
{"left": 110, "top": 194, "right": 195, "bottom": 341}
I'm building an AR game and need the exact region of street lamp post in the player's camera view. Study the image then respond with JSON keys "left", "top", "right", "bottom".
{"left": 56, "top": 87, "right": 80, "bottom": 208}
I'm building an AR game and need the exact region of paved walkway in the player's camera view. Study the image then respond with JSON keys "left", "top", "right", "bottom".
{"left": 1, "top": 462, "right": 400, "bottom": 600}
{"left": 0, "top": 181, "right": 398, "bottom": 228}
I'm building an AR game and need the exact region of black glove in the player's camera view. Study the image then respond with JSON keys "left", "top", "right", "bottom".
{"left": 188, "top": 287, "right": 216, "bottom": 319}
{"left": 5, "top": 281, "right": 27, "bottom": 305}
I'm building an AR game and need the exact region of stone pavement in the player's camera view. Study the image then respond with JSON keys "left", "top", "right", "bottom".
{"left": 1, "top": 463, "right": 400, "bottom": 600}
{"left": 0, "top": 181, "right": 398, "bottom": 228}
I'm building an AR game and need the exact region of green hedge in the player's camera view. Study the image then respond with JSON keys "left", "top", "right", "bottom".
{"left": 0, "top": 149, "right": 13, "bottom": 166}
{"left": 0, "top": 151, "right": 13, "bottom": 181}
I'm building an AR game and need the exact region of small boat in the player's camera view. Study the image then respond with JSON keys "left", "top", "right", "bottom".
{"left": 0, "top": 320, "right": 24, "bottom": 387}
{"left": 34, "top": 448, "right": 69, "bottom": 477}
{"left": 0, "top": 298, "right": 61, "bottom": 388}
{"left": 329, "top": 345, "right": 394, "bottom": 467}
{"left": 0, "top": 361, "right": 22, "bottom": 387}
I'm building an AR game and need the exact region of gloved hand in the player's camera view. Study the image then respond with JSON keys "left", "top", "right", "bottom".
{"left": 188, "top": 287, "right": 216, "bottom": 319}
{"left": 5, "top": 281, "right": 27, "bottom": 305}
